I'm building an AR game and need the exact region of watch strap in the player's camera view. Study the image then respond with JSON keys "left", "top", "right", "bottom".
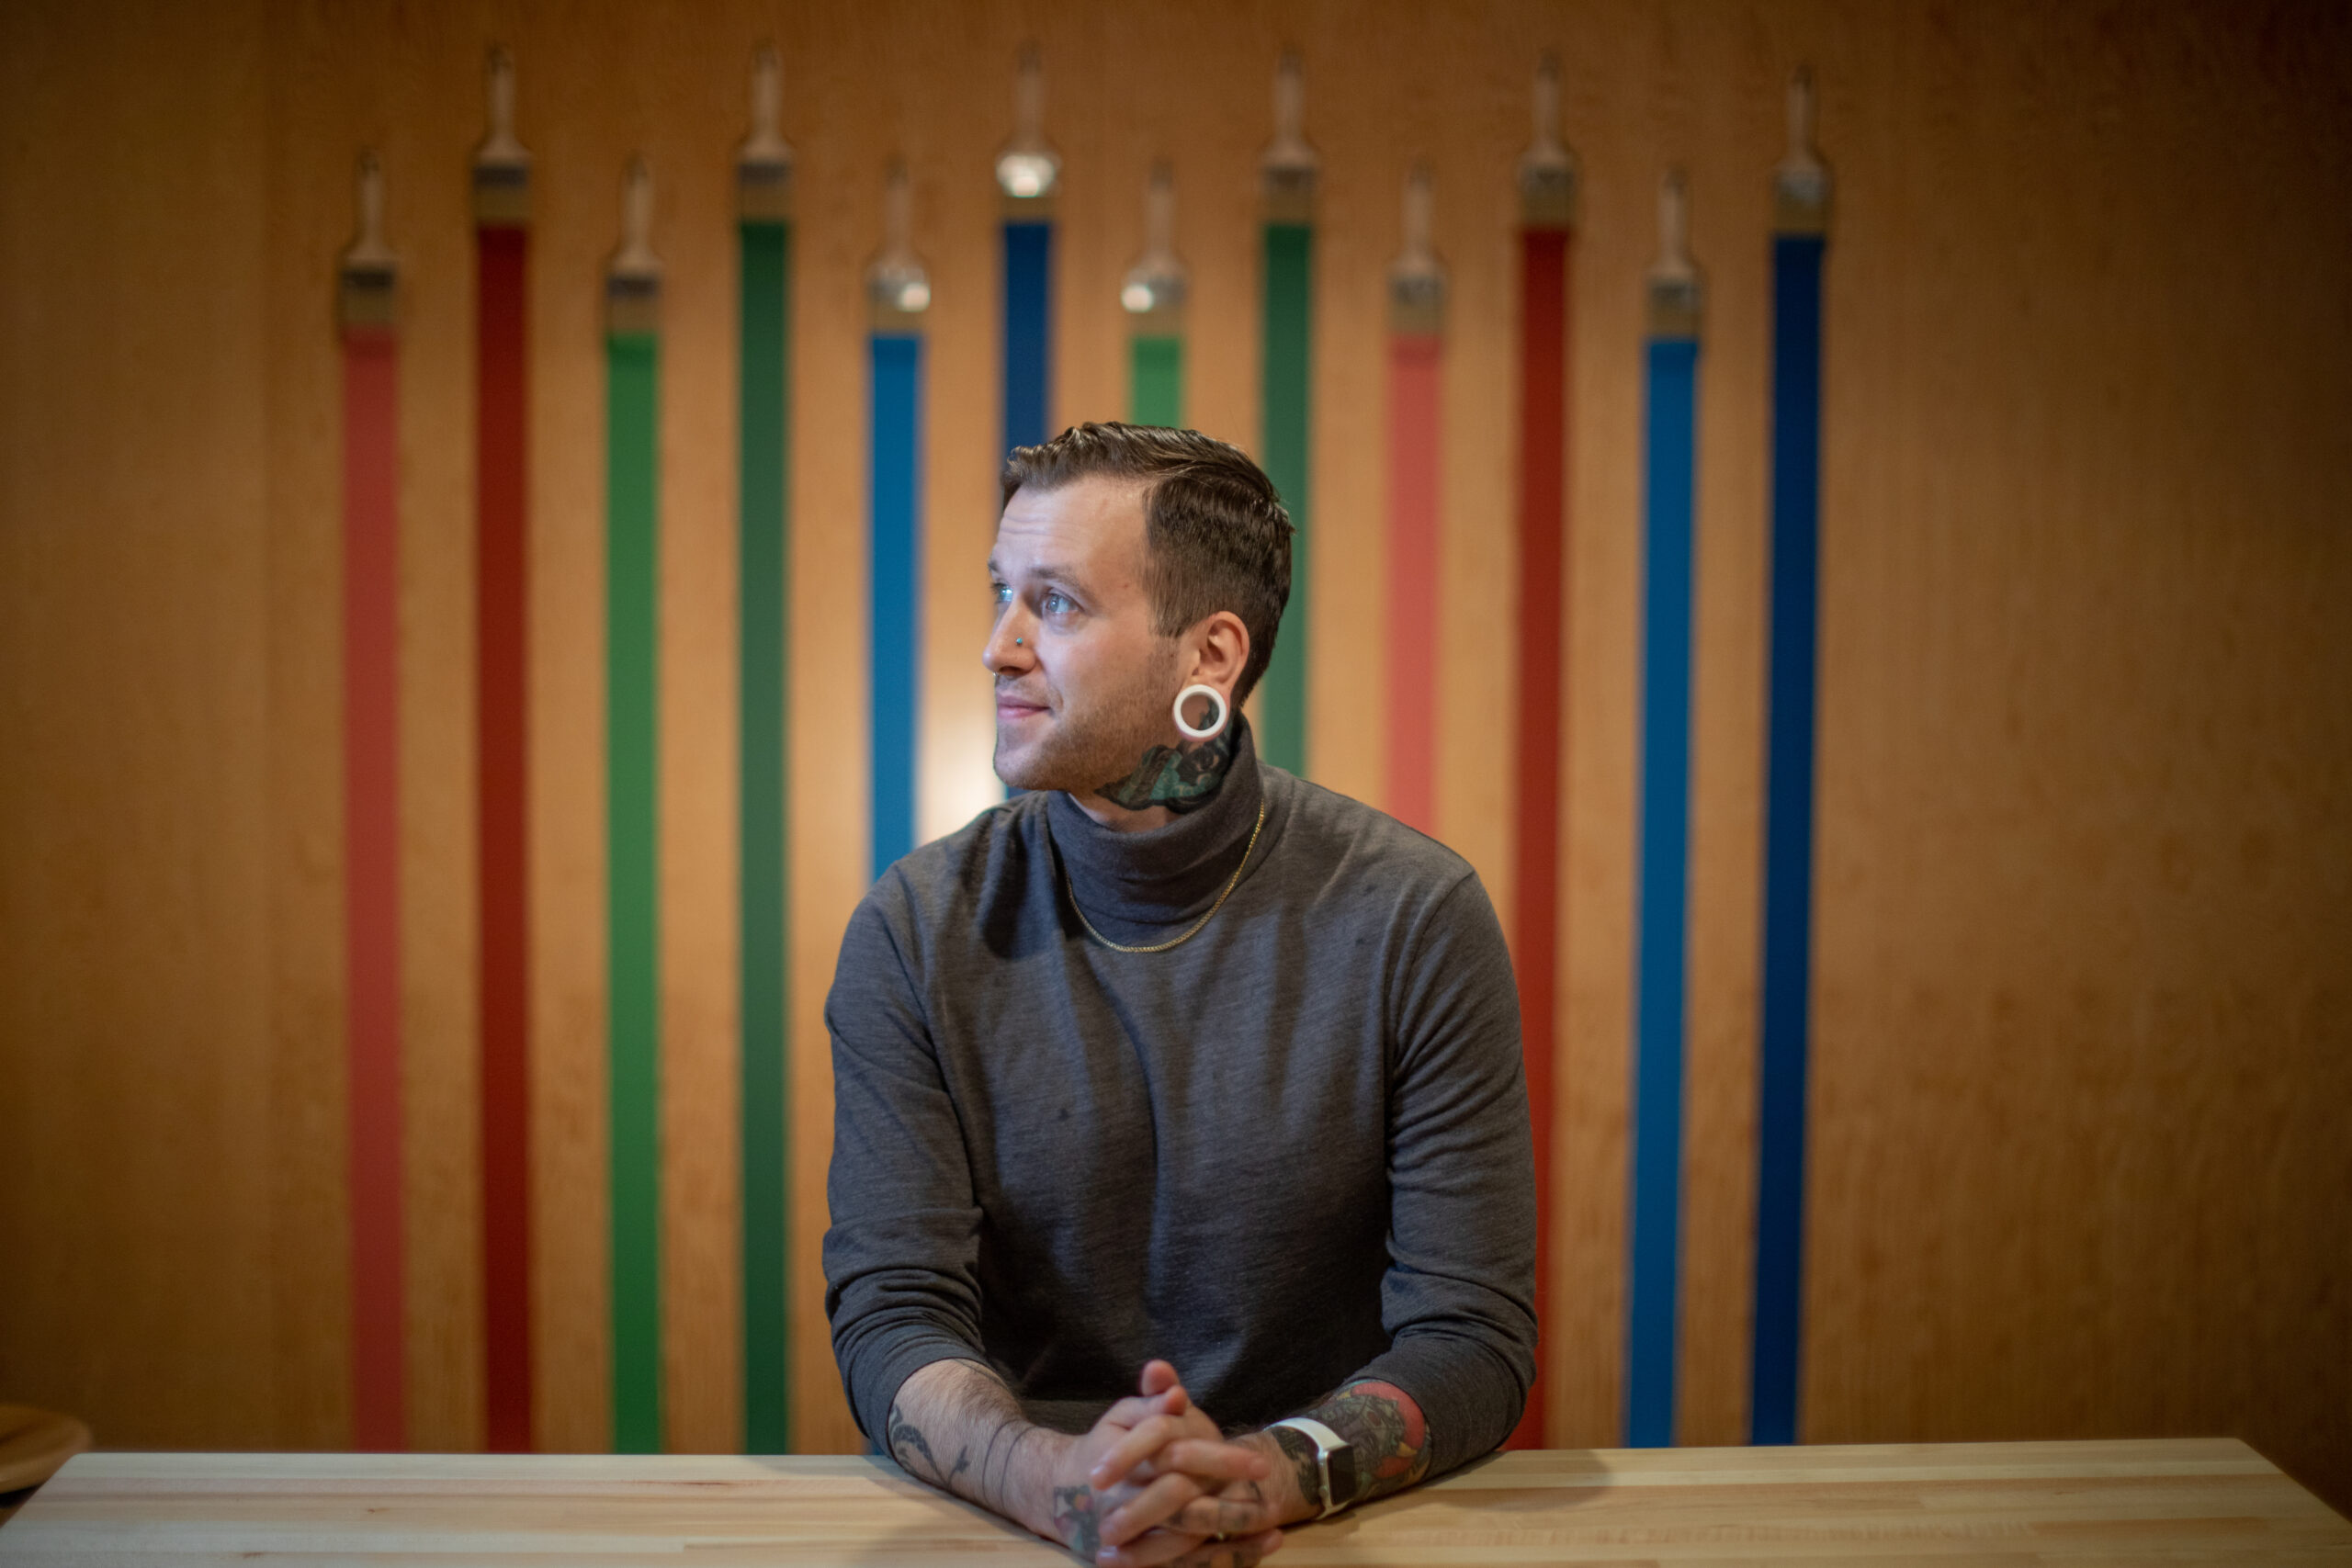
{"left": 1268, "top": 1416, "right": 1351, "bottom": 1518}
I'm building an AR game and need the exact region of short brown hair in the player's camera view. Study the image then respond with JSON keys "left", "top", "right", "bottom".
{"left": 1000, "top": 423, "right": 1294, "bottom": 705}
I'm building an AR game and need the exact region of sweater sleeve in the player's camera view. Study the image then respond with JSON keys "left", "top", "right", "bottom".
{"left": 820, "top": 879, "right": 989, "bottom": 1443}
{"left": 1346, "top": 872, "right": 1540, "bottom": 1479}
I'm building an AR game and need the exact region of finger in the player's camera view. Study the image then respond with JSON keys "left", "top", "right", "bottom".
{"left": 1166, "top": 1488, "right": 1281, "bottom": 1541}
{"left": 1101, "top": 1528, "right": 1282, "bottom": 1568}
{"left": 1134, "top": 1361, "right": 1193, "bottom": 1420}
{"left": 1089, "top": 1413, "right": 1189, "bottom": 1491}
{"left": 1125, "top": 1442, "right": 1264, "bottom": 1490}
{"left": 1091, "top": 1411, "right": 1186, "bottom": 1484}
{"left": 1137, "top": 1438, "right": 1272, "bottom": 1485}
{"left": 1141, "top": 1367, "right": 1191, "bottom": 1419}
{"left": 1197, "top": 1529, "right": 1282, "bottom": 1568}
{"left": 1217, "top": 1529, "right": 1283, "bottom": 1568}
{"left": 1092, "top": 1523, "right": 1210, "bottom": 1568}
{"left": 1098, "top": 1393, "right": 1170, "bottom": 1431}
{"left": 1099, "top": 1471, "right": 1207, "bottom": 1545}
{"left": 1114, "top": 1415, "right": 1238, "bottom": 1481}
{"left": 1099, "top": 1381, "right": 1193, "bottom": 1437}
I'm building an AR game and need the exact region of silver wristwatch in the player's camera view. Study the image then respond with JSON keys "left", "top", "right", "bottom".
{"left": 1268, "top": 1417, "right": 1357, "bottom": 1518}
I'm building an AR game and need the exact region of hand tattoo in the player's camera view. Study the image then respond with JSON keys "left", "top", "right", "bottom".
{"left": 1050, "top": 1483, "right": 1099, "bottom": 1562}
{"left": 1094, "top": 723, "right": 1238, "bottom": 813}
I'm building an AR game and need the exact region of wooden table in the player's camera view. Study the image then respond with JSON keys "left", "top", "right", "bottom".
{"left": 1, "top": 1438, "right": 2344, "bottom": 1562}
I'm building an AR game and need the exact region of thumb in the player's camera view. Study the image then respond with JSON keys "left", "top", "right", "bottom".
{"left": 1139, "top": 1359, "right": 1191, "bottom": 1416}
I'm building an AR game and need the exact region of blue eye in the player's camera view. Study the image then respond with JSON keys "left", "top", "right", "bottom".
{"left": 1042, "top": 590, "right": 1070, "bottom": 614}
{"left": 990, "top": 581, "right": 1011, "bottom": 604}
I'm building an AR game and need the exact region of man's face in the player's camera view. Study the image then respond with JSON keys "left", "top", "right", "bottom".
{"left": 985, "top": 476, "right": 1182, "bottom": 795}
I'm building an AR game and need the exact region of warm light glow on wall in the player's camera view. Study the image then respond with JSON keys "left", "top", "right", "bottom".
{"left": 922, "top": 691, "right": 1007, "bottom": 843}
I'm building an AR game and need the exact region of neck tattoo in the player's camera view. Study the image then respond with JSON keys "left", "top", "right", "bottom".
{"left": 1094, "top": 723, "right": 1238, "bottom": 814}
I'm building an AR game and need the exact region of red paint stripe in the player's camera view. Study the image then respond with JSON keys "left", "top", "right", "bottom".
{"left": 477, "top": 223, "right": 534, "bottom": 1453}
{"left": 1506, "top": 227, "right": 1568, "bottom": 1450}
{"left": 343, "top": 326, "right": 405, "bottom": 1451}
{"left": 1384, "top": 333, "right": 1443, "bottom": 834}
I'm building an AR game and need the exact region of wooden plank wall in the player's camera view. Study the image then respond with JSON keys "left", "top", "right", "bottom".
{"left": 1, "top": 0, "right": 2346, "bottom": 1511}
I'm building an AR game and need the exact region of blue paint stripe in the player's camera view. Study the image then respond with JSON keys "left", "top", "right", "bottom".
{"left": 1752, "top": 234, "right": 1824, "bottom": 1445}
{"left": 1002, "top": 221, "right": 1052, "bottom": 457}
{"left": 870, "top": 333, "right": 923, "bottom": 881}
{"left": 1628, "top": 333, "right": 1699, "bottom": 1450}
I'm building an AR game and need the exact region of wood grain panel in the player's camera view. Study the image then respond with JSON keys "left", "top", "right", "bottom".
{"left": 637, "top": 25, "right": 748, "bottom": 1462}
{"left": 1799, "top": 0, "right": 2352, "bottom": 1510}
{"left": 1670, "top": 9, "right": 1773, "bottom": 1453}
{"left": 1547, "top": 16, "right": 1645, "bottom": 1451}
{"left": 776, "top": 0, "right": 887, "bottom": 1458}
{"left": 0, "top": 0, "right": 292, "bottom": 1446}
{"left": 262, "top": 2, "right": 369, "bottom": 1452}
{"left": 6, "top": 1440, "right": 2346, "bottom": 1562}
{"left": 334, "top": 6, "right": 489, "bottom": 1459}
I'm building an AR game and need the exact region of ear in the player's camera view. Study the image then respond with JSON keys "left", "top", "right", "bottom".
{"left": 1182, "top": 611, "right": 1250, "bottom": 704}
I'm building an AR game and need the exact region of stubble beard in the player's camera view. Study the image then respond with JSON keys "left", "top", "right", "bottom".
{"left": 995, "top": 648, "right": 1181, "bottom": 796}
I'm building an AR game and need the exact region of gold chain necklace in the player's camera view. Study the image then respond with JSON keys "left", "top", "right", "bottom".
{"left": 1063, "top": 803, "right": 1267, "bottom": 954}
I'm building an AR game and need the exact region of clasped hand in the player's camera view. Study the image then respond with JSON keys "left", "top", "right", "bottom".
{"left": 1051, "top": 1359, "right": 1290, "bottom": 1568}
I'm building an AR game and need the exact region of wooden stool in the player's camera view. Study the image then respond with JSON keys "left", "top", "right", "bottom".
{"left": 0, "top": 1405, "right": 92, "bottom": 1523}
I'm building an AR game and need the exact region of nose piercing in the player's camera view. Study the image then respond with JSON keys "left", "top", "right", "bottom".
{"left": 1014, "top": 637, "right": 1023, "bottom": 645}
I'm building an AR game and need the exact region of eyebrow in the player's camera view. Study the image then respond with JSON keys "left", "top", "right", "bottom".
{"left": 989, "top": 558, "right": 1089, "bottom": 592}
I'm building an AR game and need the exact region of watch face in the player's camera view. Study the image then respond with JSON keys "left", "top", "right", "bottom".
{"left": 1327, "top": 1443, "right": 1359, "bottom": 1507}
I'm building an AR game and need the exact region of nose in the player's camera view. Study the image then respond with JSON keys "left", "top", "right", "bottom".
{"left": 983, "top": 602, "right": 1037, "bottom": 677}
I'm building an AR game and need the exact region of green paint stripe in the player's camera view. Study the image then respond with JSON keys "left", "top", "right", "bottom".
{"left": 606, "top": 329, "right": 662, "bottom": 1455}
{"left": 738, "top": 220, "right": 792, "bottom": 1454}
{"left": 1130, "top": 333, "right": 1183, "bottom": 428}
{"left": 1260, "top": 223, "right": 1312, "bottom": 776}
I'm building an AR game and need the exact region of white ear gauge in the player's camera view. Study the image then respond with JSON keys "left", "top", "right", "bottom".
{"left": 1173, "top": 683, "right": 1229, "bottom": 742}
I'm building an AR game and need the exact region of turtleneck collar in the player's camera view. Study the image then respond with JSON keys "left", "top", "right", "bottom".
{"left": 1046, "top": 717, "right": 1267, "bottom": 928}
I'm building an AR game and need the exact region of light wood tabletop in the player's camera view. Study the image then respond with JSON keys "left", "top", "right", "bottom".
{"left": 1, "top": 1438, "right": 2344, "bottom": 1563}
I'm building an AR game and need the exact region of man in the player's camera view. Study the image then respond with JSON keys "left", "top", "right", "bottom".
{"left": 824, "top": 423, "right": 1535, "bottom": 1568}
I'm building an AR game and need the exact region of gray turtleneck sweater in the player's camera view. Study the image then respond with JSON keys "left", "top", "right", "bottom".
{"left": 821, "top": 727, "right": 1537, "bottom": 1481}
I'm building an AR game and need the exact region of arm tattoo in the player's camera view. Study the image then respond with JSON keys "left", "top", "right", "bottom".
{"left": 1049, "top": 1483, "right": 1100, "bottom": 1562}
{"left": 1301, "top": 1380, "right": 1432, "bottom": 1506}
{"left": 886, "top": 1397, "right": 946, "bottom": 1483}
{"left": 978, "top": 1421, "right": 1006, "bottom": 1497}
{"left": 995, "top": 1423, "right": 1037, "bottom": 1504}
{"left": 1269, "top": 1424, "right": 1323, "bottom": 1512}
{"left": 887, "top": 1394, "right": 984, "bottom": 1504}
